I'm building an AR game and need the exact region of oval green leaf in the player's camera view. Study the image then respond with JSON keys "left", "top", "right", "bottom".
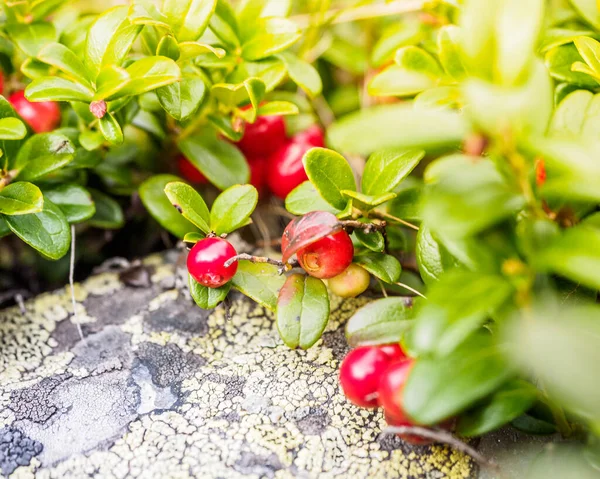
{"left": 164, "top": 181, "right": 211, "bottom": 233}
{"left": 210, "top": 184, "right": 258, "bottom": 235}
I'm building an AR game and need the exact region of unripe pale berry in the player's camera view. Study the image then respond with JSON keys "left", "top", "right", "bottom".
{"left": 187, "top": 237, "right": 238, "bottom": 288}
{"left": 297, "top": 230, "right": 354, "bottom": 279}
{"left": 327, "top": 263, "right": 371, "bottom": 298}
{"left": 9, "top": 90, "right": 61, "bottom": 133}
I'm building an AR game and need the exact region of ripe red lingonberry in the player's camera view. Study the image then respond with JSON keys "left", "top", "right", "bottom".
{"left": 327, "top": 263, "right": 371, "bottom": 298}
{"left": 236, "top": 114, "right": 287, "bottom": 157}
{"left": 378, "top": 344, "right": 408, "bottom": 363}
{"left": 187, "top": 237, "right": 238, "bottom": 288}
{"left": 294, "top": 124, "right": 325, "bottom": 148}
{"left": 247, "top": 156, "right": 267, "bottom": 196}
{"left": 377, "top": 359, "right": 414, "bottom": 424}
{"left": 177, "top": 155, "right": 208, "bottom": 184}
{"left": 340, "top": 347, "right": 392, "bottom": 408}
{"left": 9, "top": 90, "right": 60, "bottom": 133}
{"left": 297, "top": 230, "right": 354, "bottom": 279}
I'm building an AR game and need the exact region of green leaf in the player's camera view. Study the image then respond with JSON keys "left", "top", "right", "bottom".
{"left": 422, "top": 156, "right": 525, "bottom": 238}
{"left": 14, "top": 133, "right": 75, "bottom": 180}
{"left": 231, "top": 260, "right": 286, "bottom": 312}
{"left": 5, "top": 198, "right": 70, "bottom": 260}
{"left": 545, "top": 44, "right": 598, "bottom": 88}
{"left": 388, "top": 184, "right": 422, "bottom": 223}
{"left": 99, "top": 113, "right": 124, "bottom": 145}
{"left": 210, "top": 185, "right": 258, "bottom": 235}
{"left": 277, "top": 52, "right": 322, "bottom": 98}
{"left": 570, "top": 0, "right": 600, "bottom": 29}
{"left": 212, "top": 78, "right": 266, "bottom": 111}
{"left": 362, "top": 148, "right": 424, "bottom": 195}
{"left": 178, "top": 131, "right": 250, "bottom": 190}
{"left": 227, "top": 58, "right": 287, "bottom": 92}
{"left": 415, "top": 226, "right": 459, "bottom": 285}
{"left": 189, "top": 274, "right": 230, "bottom": 309}
{"left": 403, "top": 332, "right": 514, "bottom": 425}
{"left": 0, "top": 216, "right": 10, "bottom": 238}
{"left": 156, "top": 35, "right": 180, "bottom": 61}
{"left": 354, "top": 229, "right": 385, "bottom": 253}
{"left": 346, "top": 297, "right": 413, "bottom": 347}
{"left": 574, "top": 36, "right": 600, "bottom": 80}
{"left": 241, "top": 17, "right": 301, "bottom": 61}
{"left": 139, "top": 175, "right": 200, "bottom": 239}
{"left": 0, "top": 97, "right": 28, "bottom": 166}
{"left": 0, "top": 182, "right": 43, "bottom": 215}
{"left": 408, "top": 270, "right": 513, "bottom": 356}
{"left": 276, "top": 274, "right": 330, "bottom": 350}
{"left": 371, "top": 20, "right": 423, "bottom": 67}
{"left": 339, "top": 190, "right": 396, "bottom": 212}
{"left": 535, "top": 225, "right": 600, "bottom": 290}
{"left": 42, "top": 185, "right": 95, "bottom": 223}
{"left": 37, "top": 43, "right": 92, "bottom": 86}
{"left": 157, "top": 67, "right": 206, "bottom": 121}
{"left": 303, "top": 148, "right": 356, "bottom": 210}
{"left": 285, "top": 181, "right": 340, "bottom": 216}
{"left": 328, "top": 103, "right": 468, "bottom": 156}
{"left": 7, "top": 22, "right": 57, "bottom": 57}
{"left": 0, "top": 118, "right": 27, "bottom": 140}
{"left": 256, "top": 101, "right": 299, "bottom": 117}
{"left": 25, "top": 77, "right": 94, "bottom": 102}
{"left": 354, "top": 253, "right": 401, "bottom": 284}
{"left": 456, "top": 380, "right": 538, "bottom": 437}
{"left": 183, "top": 232, "right": 204, "bottom": 245}
{"left": 207, "top": 114, "right": 243, "bottom": 142}
{"left": 178, "top": 42, "right": 226, "bottom": 61}
{"left": 87, "top": 188, "right": 124, "bottom": 229}
{"left": 437, "top": 26, "right": 466, "bottom": 81}
{"left": 549, "top": 90, "right": 597, "bottom": 138}
{"left": 115, "top": 57, "right": 180, "bottom": 98}
{"left": 163, "top": 0, "right": 217, "bottom": 42}
{"left": 164, "top": 182, "right": 211, "bottom": 233}
{"left": 94, "top": 66, "right": 131, "bottom": 101}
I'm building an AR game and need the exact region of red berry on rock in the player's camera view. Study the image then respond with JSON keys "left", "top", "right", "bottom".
{"left": 236, "top": 114, "right": 287, "bottom": 157}
{"left": 187, "top": 237, "right": 238, "bottom": 288}
{"left": 267, "top": 139, "right": 314, "bottom": 199}
{"left": 297, "top": 230, "right": 354, "bottom": 279}
{"left": 340, "top": 347, "right": 391, "bottom": 408}
{"left": 9, "top": 90, "right": 60, "bottom": 133}
{"left": 377, "top": 359, "right": 414, "bottom": 424}
{"left": 294, "top": 124, "right": 325, "bottom": 147}
{"left": 327, "top": 263, "right": 370, "bottom": 298}
{"left": 177, "top": 155, "right": 208, "bottom": 184}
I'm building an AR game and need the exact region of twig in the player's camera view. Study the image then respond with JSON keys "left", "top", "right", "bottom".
{"left": 224, "top": 253, "right": 297, "bottom": 274}
{"left": 384, "top": 426, "right": 500, "bottom": 471}
{"left": 341, "top": 220, "right": 387, "bottom": 234}
{"left": 395, "top": 282, "right": 427, "bottom": 299}
{"left": 291, "top": 0, "right": 427, "bottom": 29}
{"left": 377, "top": 279, "right": 388, "bottom": 298}
{"left": 14, "top": 293, "right": 26, "bottom": 315}
{"left": 371, "top": 211, "right": 419, "bottom": 231}
{"left": 69, "top": 224, "right": 84, "bottom": 341}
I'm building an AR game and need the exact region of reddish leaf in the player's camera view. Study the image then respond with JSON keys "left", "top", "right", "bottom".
{"left": 281, "top": 211, "right": 342, "bottom": 263}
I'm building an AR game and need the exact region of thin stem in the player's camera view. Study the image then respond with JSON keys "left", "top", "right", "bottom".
{"left": 372, "top": 210, "right": 419, "bottom": 231}
{"left": 224, "top": 253, "right": 297, "bottom": 274}
{"left": 69, "top": 224, "right": 84, "bottom": 341}
{"left": 378, "top": 279, "right": 389, "bottom": 298}
{"left": 395, "top": 282, "right": 427, "bottom": 299}
{"left": 341, "top": 219, "right": 387, "bottom": 233}
{"left": 384, "top": 426, "right": 500, "bottom": 471}
{"left": 291, "top": 0, "right": 427, "bottom": 29}
{"left": 538, "top": 389, "right": 573, "bottom": 437}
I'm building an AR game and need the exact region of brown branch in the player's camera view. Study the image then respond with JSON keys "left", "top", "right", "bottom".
{"left": 341, "top": 220, "right": 387, "bottom": 234}
{"left": 384, "top": 426, "right": 500, "bottom": 472}
{"left": 224, "top": 254, "right": 298, "bottom": 274}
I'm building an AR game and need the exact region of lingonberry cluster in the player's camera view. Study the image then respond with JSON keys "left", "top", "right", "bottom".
{"left": 340, "top": 344, "right": 443, "bottom": 445}
{"left": 177, "top": 112, "right": 324, "bottom": 199}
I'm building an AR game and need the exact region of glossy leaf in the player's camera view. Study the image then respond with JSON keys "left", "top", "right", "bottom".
{"left": 241, "top": 18, "right": 301, "bottom": 61}
{"left": 0, "top": 182, "right": 44, "bottom": 216}
{"left": 456, "top": 380, "right": 538, "bottom": 437}
{"left": 163, "top": 0, "right": 217, "bottom": 42}
{"left": 354, "top": 253, "right": 401, "bottom": 284}
{"left": 25, "top": 77, "right": 94, "bottom": 102}
{"left": 5, "top": 198, "right": 70, "bottom": 260}
{"left": 189, "top": 274, "right": 230, "bottom": 309}
{"left": 277, "top": 52, "right": 322, "bottom": 98}
{"left": 37, "top": 42, "right": 92, "bottom": 86}
{"left": 362, "top": 148, "right": 424, "bottom": 195}
{"left": 354, "top": 229, "right": 385, "bottom": 253}
{"left": 164, "top": 181, "right": 211, "bottom": 233}
{"left": 231, "top": 261, "right": 286, "bottom": 312}
{"left": 403, "top": 332, "right": 514, "bottom": 425}
{"left": 14, "top": 133, "right": 75, "bottom": 179}
{"left": 157, "top": 67, "right": 206, "bottom": 121}
{"left": 545, "top": 44, "right": 598, "bottom": 88}
{"left": 277, "top": 274, "right": 330, "bottom": 349}
{"left": 178, "top": 131, "right": 249, "bottom": 190}
{"left": 281, "top": 211, "right": 342, "bottom": 263}
{"left": 416, "top": 226, "right": 459, "bottom": 285}
{"left": 94, "top": 65, "right": 131, "bottom": 101}
{"left": 346, "top": 297, "right": 413, "bottom": 347}
{"left": 139, "top": 175, "right": 199, "bottom": 239}
{"left": 285, "top": 181, "right": 340, "bottom": 216}
{"left": 328, "top": 103, "right": 468, "bottom": 156}
{"left": 87, "top": 188, "right": 124, "bottom": 229}
{"left": 0, "top": 118, "right": 27, "bottom": 140}
{"left": 340, "top": 190, "right": 396, "bottom": 212}
{"left": 303, "top": 148, "right": 356, "bottom": 210}
{"left": 210, "top": 185, "right": 258, "bottom": 235}
{"left": 99, "top": 113, "right": 124, "bottom": 145}
{"left": 43, "top": 185, "right": 95, "bottom": 223}
{"left": 7, "top": 22, "right": 57, "bottom": 57}
{"left": 116, "top": 57, "right": 181, "bottom": 98}
{"left": 257, "top": 101, "right": 299, "bottom": 117}
{"left": 85, "top": 6, "right": 129, "bottom": 77}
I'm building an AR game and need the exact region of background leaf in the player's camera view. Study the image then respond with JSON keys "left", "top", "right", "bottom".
{"left": 362, "top": 148, "right": 424, "bottom": 195}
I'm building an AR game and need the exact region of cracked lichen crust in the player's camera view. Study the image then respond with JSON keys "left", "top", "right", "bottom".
{"left": 0, "top": 251, "right": 475, "bottom": 478}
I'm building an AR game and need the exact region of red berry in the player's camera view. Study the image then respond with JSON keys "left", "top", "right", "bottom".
{"left": 340, "top": 347, "right": 391, "bottom": 408}
{"left": 236, "top": 115, "right": 287, "bottom": 157}
{"left": 9, "top": 90, "right": 60, "bottom": 133}
{"left": 294, "top": 125, "right": 325, "bottom": 147}
{"left": 377, "top": 359, "right": 414, "bottom": 424}
{"left": 187, "top": 237, "right": 238, "bottom": 288}
{"left": 297, "top": 230, "right": 353, "bottom": 279}
{"left": 535, "top": 158, "right": 546, "bottom": 187}
{"left": 247, "top": 156, "right": 267, "bottom": 196}
{"left": 177, "top": 155, "right": 208, "bottom": 184}
{"left": 378, "top": 344, "right": 408, "bottom": 363}
{"left": 267, "top": 139, "right": 314, "bottom": 199}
